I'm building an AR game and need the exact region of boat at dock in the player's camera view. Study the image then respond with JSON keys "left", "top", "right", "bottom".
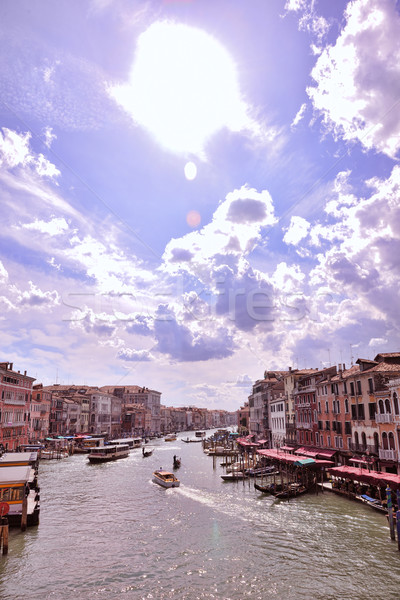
{"left": 254, "top": 482, "right": 283, "bottom": 494}
{"left": 40, "top": 449, "right": 69, "bottom": 460}
{"left": 152, "top": 469, "right": 180, "bottom": 488}
{"left": 88, "top": 444, "right": 130, "bottom": 463}
{"left": 0, "top": 465, "right": 40, "bottom": 528}
{"left": 273, "top": 483, "right": 308, "bottom": 499}
{"left": 245, "top": 466, "right": 278, "bottom": 477}
{"left": 221, "top": 472, "right": 248, "bottom": 481}
{"left": 356, "top": 494, "right": 388, "bottom": 514}
{"left": 108, "top": 437, "right": 142, "bottom": 450}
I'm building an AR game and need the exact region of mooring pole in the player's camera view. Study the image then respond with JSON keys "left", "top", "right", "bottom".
{"left": 387, "top": 486, "right": 395, "bottom": 541}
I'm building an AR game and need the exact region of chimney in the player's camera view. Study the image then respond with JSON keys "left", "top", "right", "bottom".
{"left": 24, "top": 370, "right": 27, "bottom": 376}
{"left": 289, "top": 366, "right": 292, "bottom": 372}
{"left": 9, "top": 362, "right": 13, "bottom": 370}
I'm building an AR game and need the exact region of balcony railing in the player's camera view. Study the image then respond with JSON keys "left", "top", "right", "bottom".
{"left": 348, "top": 442, "right": 378, "bottom": 455}
{"left": 296, "top": 422, "right": 312, "bottom": 429}
{"left": 379, "top": 449, "right": 398, "bottom": 462}
{"left": 375, "top": 413, "right": 393, "bottom": 424}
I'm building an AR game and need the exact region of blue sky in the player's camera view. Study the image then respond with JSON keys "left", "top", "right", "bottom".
{"left": 1, "top": 0, "right": 400, "bottom": 410}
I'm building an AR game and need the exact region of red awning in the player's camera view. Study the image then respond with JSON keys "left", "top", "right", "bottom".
{"left": 280, "top": 445, "right": 295, "bottom": 452}
{"left": 295, "top": 447, "right": 319, "bottom": 458}
{"left": 256, "top": 439, "right": 268, "bottom": 445}
{"left": 317, "top": 450, "right": 337, "bottom": 459}
{"left": 328, "top": 466, "right": 400, "bottom": 490}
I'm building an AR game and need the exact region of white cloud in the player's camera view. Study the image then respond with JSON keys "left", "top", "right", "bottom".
{"left": 163, "top": 185, "right": 276, "bottom": 279}
{"left": 22, "top": 216, "right": 69, "bottom": 236}
{"left": 0, "top": 128, "right": 60, "bottom": 178}
{"left": 369, "top": 337, "right": 387, "bottom": 347}
{"left": 17, "top": 281, "right": 60, "bottom": 309}
{"left": 291, "top": 103, "right": 307, "bottom": 129}
{"left": 308, "top": 0, "right": 400, "bottom": 158}
{"left": 117, "top": 348, "right": 153, "bottom": 362}
{"left": 283, "top": 215, "right": 310, "bottom": 245}
{"left": 0, "top": 261, "right": 8, "bottom": 284}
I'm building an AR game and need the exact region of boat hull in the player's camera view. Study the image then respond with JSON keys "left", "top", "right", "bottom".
{"left": 152, "top": 471, "right": 180, "bottom": 488}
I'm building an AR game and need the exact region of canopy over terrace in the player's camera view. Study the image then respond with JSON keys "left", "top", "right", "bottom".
{"left": 236, "top": 438, "right": 267, "bottom": 449}
{"left": 328, "top": 466, "right": 400, "bottom": 491}
{"left": 295, "top": 447, "right": 337, "bottom": 460}
{"left": 257, "top": 449, "right": 333, "bottom": 469}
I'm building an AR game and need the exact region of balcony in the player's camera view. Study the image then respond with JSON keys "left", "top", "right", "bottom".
{"left": 348, "top": 442, "right": 378, "bottom": 455}
{"left": 379, "top": 449, "right": 398, "bottom": 462}
{"left": 375, "top": 413, "right": 393, "bottom": 424}
{"left": 3, "top": 398, "right": 26, "bottom": 406}
{"left": 296, "top": 422, "right": 312, "bottom": 429}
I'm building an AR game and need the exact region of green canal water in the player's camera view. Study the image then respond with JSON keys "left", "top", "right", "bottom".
{"left": 2, "top": 434, "right": 400, "bottom": 599}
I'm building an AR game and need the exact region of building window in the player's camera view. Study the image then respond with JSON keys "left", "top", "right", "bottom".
{"left": 350, "top": 382, "right": 355, "bottom": 396}
{"left": 368, "top": 378, "right": 374, "bottom": 393}
{"left": 343, "top": 381, "right": 347, "bottom": 394}
{"left": 368, "top": 403, "right": 376, "bottom": 419}
{"left": 356, "top": 380, "right": 362, "bottom": 395}
{"left": 345, "top": 398, "right": 349, "bottom": 413}
{"left": 394, "top": 392, "right": 399, "bottom": 416}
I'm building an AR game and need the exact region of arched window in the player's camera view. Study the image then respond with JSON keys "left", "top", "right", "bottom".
{"left": 389, "top": 432, "right": 395, "bottom": 450}
{"left": 393, "top": 392, "right": 399, "bottom": 416}
{"left": 354, "top": 431, "right": 359, "bottom": 448}
{"left": 382, "top": 431, "right": 388, "bottom": 450}
{"left": 385, "top": 398, "right": 391, "bottom": 414}
{"left": 361, "top": 432, "right": 367, "bottom": 448}
{"left": 374, "top": 432, "right": 379, "bottom": 453}
{"left": 379, "top": 399, "right": 385, "bottom": 414}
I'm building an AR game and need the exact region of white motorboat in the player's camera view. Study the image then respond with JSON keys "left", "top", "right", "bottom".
{"left": 152, "top": 469, "right": 180, "bottom": 488}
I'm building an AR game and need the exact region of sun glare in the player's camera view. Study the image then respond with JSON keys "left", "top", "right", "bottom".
{"left": 110, "top": 21, "right": 249, "bottom": 155}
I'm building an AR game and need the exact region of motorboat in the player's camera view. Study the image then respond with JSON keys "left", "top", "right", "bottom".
{"left": 164, "top": 434, "right": 177, "bottom": 442}
{"left": 152, "top": 469, "right": 180, "bottom": 488}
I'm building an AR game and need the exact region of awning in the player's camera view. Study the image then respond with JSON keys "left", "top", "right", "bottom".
{"left": 280, "top": 445, "right": 295, "bottom": 452}
{"left": 295, "top": 447, "right": 319, "bottom": 458}
{"left": 294, "top": 458, "right": 315, "bottom": 466}
{"left": 317, "top": 450, "right": 337, "bottom": 459}
{"left": 328, "top": 465, "right": 400, "bottom": 490}
{"left": 349, "top": 457, "right": 368, "bottom": 465}
{"left": 256, "top": 439, "right": 268, "bottom": 445}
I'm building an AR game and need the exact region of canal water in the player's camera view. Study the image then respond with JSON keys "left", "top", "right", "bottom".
{"left": 2, "top": 434, "right": 400, "bottom": 599}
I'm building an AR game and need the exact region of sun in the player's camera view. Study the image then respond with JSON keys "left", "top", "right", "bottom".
{"left": 110, "top": 21, "right": 250, "bottom": 156}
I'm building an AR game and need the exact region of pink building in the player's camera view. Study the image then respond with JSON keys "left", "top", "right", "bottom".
{"left": 0, "top": 361, "right": 35, "bottom": 450}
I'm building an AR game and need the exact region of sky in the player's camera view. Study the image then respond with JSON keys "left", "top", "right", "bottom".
{"left": 1, "top": 0, "right": 400, "bottom": 411}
